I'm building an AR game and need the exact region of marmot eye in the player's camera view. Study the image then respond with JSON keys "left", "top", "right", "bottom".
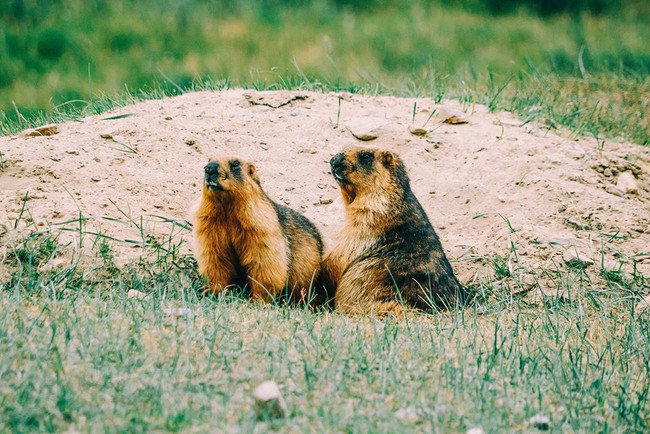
{"left": 231, "top": 160, "right": 241, "bottom": 168}
{"left": 359, "top": 152, "right": 372, "bottom": 161}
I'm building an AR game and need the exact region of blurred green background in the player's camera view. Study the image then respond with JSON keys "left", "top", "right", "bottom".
{"left": 1, "top": 0, "right": 649, "bottom": 143}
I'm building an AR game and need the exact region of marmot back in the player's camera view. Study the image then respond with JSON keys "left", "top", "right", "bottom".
{"left": 193, "top": 156, "right": 325, "bottom": 306}
{"left": 323, "top": 146, "right": 467, "bottom": 315}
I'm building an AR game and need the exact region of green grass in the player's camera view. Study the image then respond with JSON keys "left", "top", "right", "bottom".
{"left": 1, "top": 1, "right": 649, "bottom": 144}
{"left": 1, "top": 212, "right": 649, "bottom": 432}
{"left": 2, "top": 2, "right": 650, "bottom": 431}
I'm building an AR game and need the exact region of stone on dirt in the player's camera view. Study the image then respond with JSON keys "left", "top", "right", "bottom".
{"left": 253, "top": 381, "right": 287, "bottom": 420}
{"left": 616, "top": 171, "right": 639, "bottom": 195}
{"left": 21, "top": 124, "right": 59, "bottom": 137}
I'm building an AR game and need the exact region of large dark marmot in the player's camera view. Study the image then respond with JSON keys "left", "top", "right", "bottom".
{"left": 322, "top": 146, "right": 467, "bottom": 315}
{"left": 193, "top": 156, "right": 325, "bottom": 306}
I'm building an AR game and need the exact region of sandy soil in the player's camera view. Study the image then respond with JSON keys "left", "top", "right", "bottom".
{"left": 1, "top": 89, "right": 649, "bottom": 294}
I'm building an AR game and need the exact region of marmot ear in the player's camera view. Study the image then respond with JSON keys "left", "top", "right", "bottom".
{"left": 248, "top": 163, "right": 260, "bottom": 183}
{"left": 381, "top": 151, "right": 394, "bottom": 167}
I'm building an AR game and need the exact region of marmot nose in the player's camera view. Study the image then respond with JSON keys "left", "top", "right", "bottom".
{"left": 330, "top": 153, "right": 345, "bottom": 169}
{"left": 204, "top": 161, "right": 219, "bottom": 175}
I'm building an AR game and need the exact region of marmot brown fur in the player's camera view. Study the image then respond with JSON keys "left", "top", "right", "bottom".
{"left": 193, "top": 156, "right": 324, "bottom": 306}
{"left": 322, "top": 146, "right": 467, "bottom": 315}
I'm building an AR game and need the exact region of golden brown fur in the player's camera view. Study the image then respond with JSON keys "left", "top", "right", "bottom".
{"left": 193, "top": 156, "right": 324, "bottom": 305}
{"left": 322, "top": 146, "right": 467, "bottom": 315}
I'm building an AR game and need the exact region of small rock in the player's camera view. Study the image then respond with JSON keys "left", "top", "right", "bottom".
{"left": 408, "top": 126, "right": 427, "bottom": 136}
{"left": 164, "top": 116, "right": 172, "bottom": 120}
{"left": 66, "top": 150, "right": 79, "bottom": 155}
{"left": 528, "top": 414, "right": 550, "bottom": 431}
{"left": 518, "top": 272, "right": 537, "bottom": 286}
{"left": 100, "top": 133, "right": 113, "bottom": 139}
{"left": 253, "top": 381, "right": 287, "bottom": 420}
{"left": 244, "top": 91, "right": 309, "bottom": 108}
{"left": 605, "top": 184, "right": 624, "bottom": 197}
{"left": 285, "top": 186, "right": 295, "bottom": 192}
{"left": 395, "top": 407, "right": 419, "bottom": 423}
{"left": 437, "top": 105, "right": 469, "bottom": 124}
{"left": 153, "top": 202, "right": 164, "bottom": 209}
{"left": 127, "top": 289, "right": 146, "bottom": 299}
{"left": 603, "top": 168, "right": 613, "bottom": 177}
{"left": 466, "top": 428, "right": 486, "bottom": 434}
{"left": 616, "top": 171, "right": 639, "bottom": 195}
{"left": 319, "top": 198, "right": 333, "bottom": 205}
{"left": 260, "top": 144, "right": 269, "bottom": 151}
{"left": 300, "top": 147, "right": 318, "bottom": 154}
{"left": 563, "top": 250, "right": 593, "bottom": 269}
{"left": 91, "top": 177, "right": 101, "bottom": 182}
{"left": 636, "top": 294, "right": 650, "bottom": 314}
{"left": 22, "top": 124, "right": 59, "bottom": 137}
{"left": 184, "top": 139, "right": 196, "bottom": 146}
{"left": 346, "top": 117, "right": 392, "bottom": 141}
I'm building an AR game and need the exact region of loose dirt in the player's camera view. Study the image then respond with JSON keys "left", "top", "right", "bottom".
{"left": 1, "top": 90, "right": 649, "bottom": 295}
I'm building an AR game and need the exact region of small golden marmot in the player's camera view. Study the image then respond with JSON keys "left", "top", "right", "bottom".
{"left": 193, "top": 156, "right": 324, "bottom": 306}
{"left": 322, "top": 146, "right": 467, "bottom": 315}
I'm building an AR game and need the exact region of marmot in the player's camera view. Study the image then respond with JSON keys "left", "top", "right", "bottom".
{"left": 322, "top": 146, "right": 467, "bottom": 315}
{"left": 193, "top": 156, "right": 325, "bottom": 306}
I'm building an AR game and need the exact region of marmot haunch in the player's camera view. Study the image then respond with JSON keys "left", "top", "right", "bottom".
{"left": 322, "top": 146, "right": 468, "bottom": 315}
{"left": 193, "top": 156, "right": 325, "bottom": 306}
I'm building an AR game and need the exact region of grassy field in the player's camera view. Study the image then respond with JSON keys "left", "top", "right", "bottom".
{"left": 1, "top": 1, "right": 649, "bottom": 144}
{"left": 2, "top": 1, "right": 650, "bottom": 432}
{"left": 1, "top": 220, "right": 649, "bottom": 433}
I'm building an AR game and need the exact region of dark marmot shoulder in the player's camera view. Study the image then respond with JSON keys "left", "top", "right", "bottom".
{"left": 193, "top": 156, "right": 324, "bottom": 306}
{"left": 322, "top": 145, "right": 467, "bottom": 315}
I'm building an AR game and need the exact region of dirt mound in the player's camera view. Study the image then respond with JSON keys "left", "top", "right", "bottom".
{"left": 1, "top": 89, "right": 649, "bottom": 292}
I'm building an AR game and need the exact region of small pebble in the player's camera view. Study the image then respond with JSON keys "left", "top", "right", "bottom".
{"left": 605, "top": 184, "right": 624, "bottom": 197}
{"left": 253, "top": 381, "right": 287, "bottom": 420}
{"left": 528, "top": 414, "right": 550, "bottom": 431}
{"left": 616, "top": 171, "right": 639, "bottom": 195}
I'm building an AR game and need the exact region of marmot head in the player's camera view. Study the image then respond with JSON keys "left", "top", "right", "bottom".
{"left": 203, "top": 156, "right": 260, "bottom": 195}
{"left": 330, "top": 146, "right": 409, "bottom": 204}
